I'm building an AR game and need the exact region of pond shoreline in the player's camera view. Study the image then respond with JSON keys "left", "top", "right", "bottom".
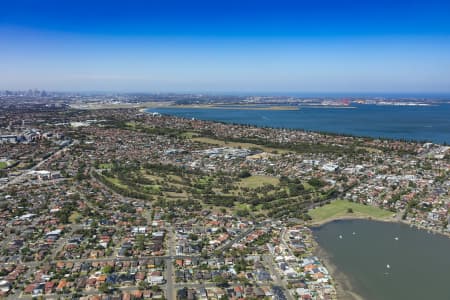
{"left": 312, "top": 239, "right": 365, "bottom": 300}
{"left": 311, "top": 218, "right": 450, "bottom": 299}
{"left": 310, "top": 214, "right": 450, "bottom": 239}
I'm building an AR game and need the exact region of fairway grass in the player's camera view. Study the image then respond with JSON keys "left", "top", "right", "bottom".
{"left": 239, "top": 175, "right": 279, "bottom": 188}
{"left": 99, "top": 163, "right": 113, "bottom": 169}
{"left": 309, "top": 199, "right": 393, "bottom": 225}
{"left": 69, "top": 212, "right": 81, "bottom": 224}
{"left": 180, "top": 131, "right": 200, "bottom": 138}
{"left": 105, "top": 177, "right": 129, "bottom": 190}
{"left": 192, "top": 136, "right": 290, "bottom": 154}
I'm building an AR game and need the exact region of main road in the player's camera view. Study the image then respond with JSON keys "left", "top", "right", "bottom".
{"left": 262, "top": 254, "right": 294, "bottom": 300}
{"left": 165, "top": 226, "right": 176, "bottom": 300}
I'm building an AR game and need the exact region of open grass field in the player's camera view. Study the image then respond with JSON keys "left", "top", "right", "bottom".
{"left": 309, "top": 199, "right": 393, "bottom": 224}
{"left": 180, "top": 131, "right": 200, "bottom": 139}
{"left": 234, "top": 202, "right": 251, "bottom": 210}
{"left": 0, "top": 161, "right": 7, "bottom": 169}
{"left": 239, "top": 175, "right": 280, "bottom": 188}
{"left": 69, "top": 212, "right": 81, "bottom": 223}
{"left": 125, "top": 121, "right": 137, "bottom": 128}
{"left": 99, "top": 163, "right": 113, "bottom": 169}
{"left": 97, "top": 160, "right": 323, "bottom": 219}
{"left": 192, "top": 136, "right": 291, "bottom": 154}
{"left": 105, "top": 177, "right": 130, "bottom": 190}
{"left": 141, "top": 172, "right": 162, "bottom": 181}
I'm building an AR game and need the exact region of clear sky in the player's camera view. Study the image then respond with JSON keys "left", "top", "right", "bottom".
{"left": 1, "top": 0, "right": 450, "bottom": 94}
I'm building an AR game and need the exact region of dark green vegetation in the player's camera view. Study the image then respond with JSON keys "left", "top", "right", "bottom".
{"left": 94, "top": 159, "right": 339, "bottom": 220}
{"left": 89, "top": 119, "right": 365, "bottom": 220}
{"left": 114, "top": 119, "right": 397, "bottom": 155}
{"left": 92, "top": 119, "right": 374, "bottom": 220}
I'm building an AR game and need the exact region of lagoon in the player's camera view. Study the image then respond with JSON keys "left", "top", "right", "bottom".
{"left": 313, "top": 219, "right": 450, "bottom": 300}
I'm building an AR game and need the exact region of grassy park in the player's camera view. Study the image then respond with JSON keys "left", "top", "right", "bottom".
{"left": 191, "top": 136, "right": 290, "bottom": 154}
{"left": 238, "top": 175, "right": 280, "bottom": 189}
{"left": 93, "top": 157, "right": 328, "bottom": 220}
{"left": 309, "top": 199, "right": 393, "bottom": 224}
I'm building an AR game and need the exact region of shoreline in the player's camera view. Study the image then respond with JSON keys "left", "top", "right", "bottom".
{"left": 139, "top": 105, "right": 446, "bottom": 146}
{"left": 147, "top": 104, "right": 358, "bottom": 110}
{"left": 309, "top": 214, "right": 395, "bottom": 227}
{"left": 298, "top": 105, "right": 356, "bottom": 109}
{"left": 398, "top": 219, "right": 450, "bottom": 239}
{"left": 312, "top": 239, "right": 365, "bottom": 300}
{"left": 140, "top": 106, "right": 447, "bottom": 145}
{"left": 311, "top": 215, "right": 450, "bottom": 300}
{"left": 70, "top": 101, "right": 174, "bottom": 110}
{"left": 309, "top": 214, "right": 450, "bottom": 239}
{"left": 151, "top": 104, "right": 300, "bottom": 111}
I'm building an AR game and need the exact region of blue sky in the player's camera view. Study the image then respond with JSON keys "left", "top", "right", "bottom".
{"left": 1, "top": 0, "right": 450, "bottom": 94}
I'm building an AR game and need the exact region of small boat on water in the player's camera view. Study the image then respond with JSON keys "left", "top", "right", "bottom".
{"left": 339, "top": 235, "right": 343, "bottom": 239}
{"left": 394, "top": 237, "right": 399, "bottom": 241}
{"left": 352, "top": 232, "right": 356, "bottom": 235}
{"left": 386, "top": 264, "right": 391, "bottom": 269}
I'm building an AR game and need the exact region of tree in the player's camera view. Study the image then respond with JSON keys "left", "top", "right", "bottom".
{"left": 308, "top": 177, "right": 325, "bottom": 188}
{"left": 98, "top": 282, "right": 113, "bottom": 294}
{"left": 188, "top": 233, "right": 198, "bottom": 241}
{"left": 214, "top": 276, "right": 229, "bottom": 287}
{"left": 151, "top": 285, "right": 162, "bottom": 292}
{"left": 138, "top": 280, "right": 150, "bottom": 290}
{"left": 238, "top": 170, "right": 251, "bottom": 178}
{"left": 102, "top": 265, "right": 114, "bottom": 274}
{"left": 236, "top": 209, "right": 250, "bottom": 217}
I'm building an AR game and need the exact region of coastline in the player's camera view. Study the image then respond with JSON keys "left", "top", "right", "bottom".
{"left": 146, "top": 104, "right": 358, "bottom": 110}
{"left": 310, "top": 213, "right": 450, "bottom": 300}
{"left": 141, "top": 106, "right": 449, "bottom": 145}
{"left": 310, "top": 214, "right": 450, "bottom": 240}
{"left": 398, "top": 219, "right": 450, "bottom": 239}
{"left": 140, "top": 108, "right": 450, "bottom": 240}
{"left": 151, "top": 104, "right": 300, "bottom": 111}
{"left": 311, "top": 215, "right": 450, "bottom": 300}
{"left": 70, "top": 101, "right": 173, "bottom": 110}
{"left": 312, "top": 239, "right": 365, "bottom": 300}
{"left": 138, "top": 108, "right": 450, "bottom": 298}
{"left": 309, "top": 214, "right": 395, "bottom": 227}
{"left": 298, "top": 105, "right": 356, "bottom": 109}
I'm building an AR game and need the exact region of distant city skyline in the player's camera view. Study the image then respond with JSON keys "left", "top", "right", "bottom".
{"left": 1, "top": 0, "right": 450, "bottom": 93}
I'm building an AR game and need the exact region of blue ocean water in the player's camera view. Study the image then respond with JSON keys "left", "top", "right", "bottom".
{"left": 150, "top": 104, "right": 450, "bottom": 144}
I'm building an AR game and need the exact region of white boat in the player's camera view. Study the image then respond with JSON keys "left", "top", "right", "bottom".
{"left": 394, "top": 237, "right": 399, "bottom": 241}
{"left": 386, "top": 264, "right": 391, "bottom": 269}
{"left": 339, "top": 235, "right": 343, "bottom": 239}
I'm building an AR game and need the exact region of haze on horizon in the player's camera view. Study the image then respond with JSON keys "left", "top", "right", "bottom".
{"left": 1, "top": 0, "right": 450, "bottom": 94}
